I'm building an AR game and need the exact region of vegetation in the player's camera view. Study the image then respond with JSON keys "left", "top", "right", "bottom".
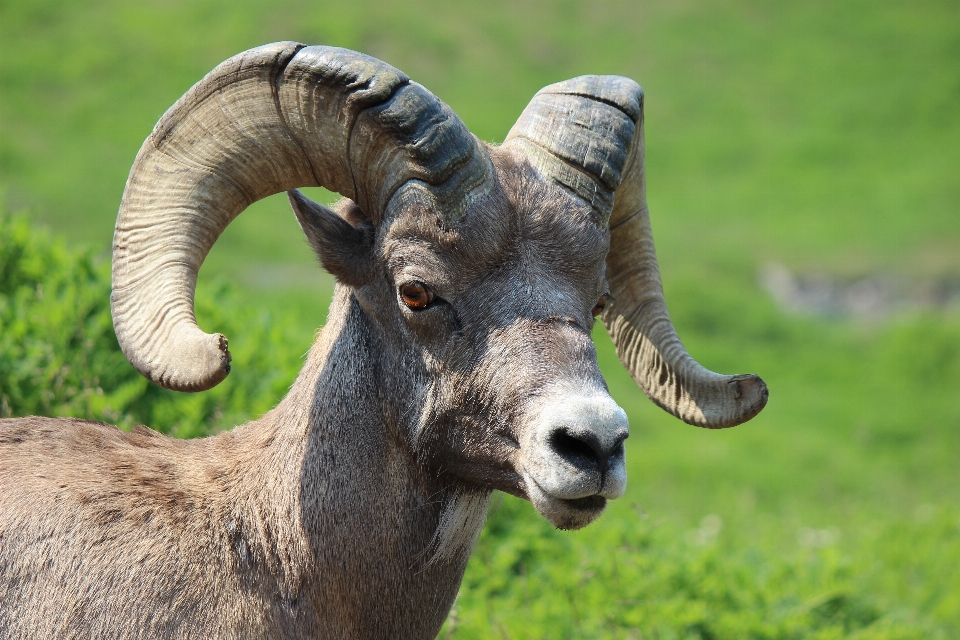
{"left": 2, "top": 0, "right": 958, "bottom": 637}
{"left": 0, "top": 211, "right": 306, "bottom": 437}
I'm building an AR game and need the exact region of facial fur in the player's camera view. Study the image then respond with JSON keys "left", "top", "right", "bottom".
{"left": 316, "top": 145, "right": 630, "bottom": 535}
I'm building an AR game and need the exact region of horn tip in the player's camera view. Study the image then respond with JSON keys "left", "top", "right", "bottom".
{"left": 685, "top": 373, "right": 768, "bottom": 430}
{"left": 152, "top": 331, "right": 232, "bottom": 393}
{"left": 727, "top": 373, "right": 768, "bottom": 427}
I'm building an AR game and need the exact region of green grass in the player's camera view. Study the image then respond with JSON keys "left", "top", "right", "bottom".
{"left": 2, "top": 0, "right": 959, "bottom": 636}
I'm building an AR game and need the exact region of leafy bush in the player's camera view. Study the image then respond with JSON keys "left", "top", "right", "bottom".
{"left": 0, "top": 211, "right": 305, "bottom": 436}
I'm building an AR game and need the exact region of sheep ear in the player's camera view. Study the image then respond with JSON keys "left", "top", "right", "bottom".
{"left": 288, "top": 190, "right": 375, "bottom": 287}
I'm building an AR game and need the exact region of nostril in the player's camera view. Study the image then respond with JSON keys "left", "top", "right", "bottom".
{"left": 547, "top": 427, "right": 628, "bottom": 471}
{"left": 548, "top": 429, "right": 602, "bottom": 469}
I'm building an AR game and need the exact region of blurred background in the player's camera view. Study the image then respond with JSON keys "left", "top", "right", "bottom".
{"left": 1, "top": 0, "right": 958, "bottom": 636}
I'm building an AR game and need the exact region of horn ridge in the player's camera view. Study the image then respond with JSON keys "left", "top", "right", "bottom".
{"left": 533, "top": 75, "right": 643, "bottom": 122}
{"left": 503, "top": 77, "right": 640, "bottom": 223}
{"left": 278, "top": 45, "right": 413, "bottom": 207}
{"left": 270, "top": 44, "right": 323, "bottom": 188}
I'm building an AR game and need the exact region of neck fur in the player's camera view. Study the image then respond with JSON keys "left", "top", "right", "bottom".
{"left": 216, "top": 285, "right": 490, "bottom": 632}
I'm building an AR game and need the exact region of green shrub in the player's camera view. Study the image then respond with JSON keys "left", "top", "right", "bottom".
{"left": 0, "top": 211, "right": 305, "bottom": 436}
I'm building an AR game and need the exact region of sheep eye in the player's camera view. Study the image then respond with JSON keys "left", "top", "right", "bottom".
{"left": 592, "top": 294, "right": 610, "bottom": 317}
{"left": 399, "top": 281, "right": 434, "bottom": 310}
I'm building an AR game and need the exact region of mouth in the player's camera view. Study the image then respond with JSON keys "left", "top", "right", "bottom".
{"left": 559, "top": 494, "right": 607, "bottom": 513}
{"left": 524, "top": 474, "right": 608, "bottom": 530}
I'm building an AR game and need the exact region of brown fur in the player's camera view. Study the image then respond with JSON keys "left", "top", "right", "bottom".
{"left": 0, "top": 147, "right": 621, "bottom": 639}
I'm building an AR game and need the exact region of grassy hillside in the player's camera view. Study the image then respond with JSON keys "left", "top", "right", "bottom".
{"left": 2, "top": 0, "right": 959, "bottom": 637}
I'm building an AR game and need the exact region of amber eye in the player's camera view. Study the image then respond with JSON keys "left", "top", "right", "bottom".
{"left": 399, "top": 281, "right": 434, "bottom": 310}
{"left": 592, "top": 294, "right": 610, "bottom": 317}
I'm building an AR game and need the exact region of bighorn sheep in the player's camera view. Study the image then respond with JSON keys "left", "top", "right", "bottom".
{"left": 0, "top": 43, "right": 767, "bottom": 639}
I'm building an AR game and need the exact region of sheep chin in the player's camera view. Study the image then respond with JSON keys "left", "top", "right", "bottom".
{"left": 524, "top": 474, "right": 608, "bottom": 531}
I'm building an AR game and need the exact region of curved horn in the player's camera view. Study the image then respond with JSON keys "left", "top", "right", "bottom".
{"left": 112, "top": 42, "right": 491, "bottom": 392}
{"left": 504, "top": 76, "right": 767, "bottom": 428}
